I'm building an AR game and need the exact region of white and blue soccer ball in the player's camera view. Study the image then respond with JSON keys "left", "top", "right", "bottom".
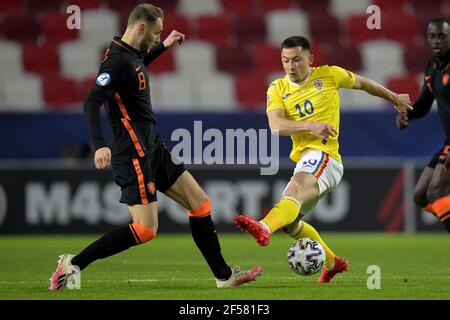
{"left": 287, "top": 238, "right": 326, "bottom": 276}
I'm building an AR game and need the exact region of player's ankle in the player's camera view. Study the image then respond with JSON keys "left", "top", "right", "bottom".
{"left": 260, "top": 221, "right": 271, "bottom": 233}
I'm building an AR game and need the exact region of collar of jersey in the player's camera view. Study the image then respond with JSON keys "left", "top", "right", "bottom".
{"left": 433, "top": 49, "right": 450, "bottom": 70}
{"left": 112, "top": 36, "right": 143, "bottom": 58}
{"left": 287, "top": 67, "right": 312, "bottom": 86}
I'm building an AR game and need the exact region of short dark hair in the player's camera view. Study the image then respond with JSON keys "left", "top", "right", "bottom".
{"left": 429, "top": 17, "right": 450, "bottom": 27}
{"left": 281, "top": 36, "right": 310, "bottom": 50}
{"left": 128, "top": 3, "right": 164, "bottom": 27}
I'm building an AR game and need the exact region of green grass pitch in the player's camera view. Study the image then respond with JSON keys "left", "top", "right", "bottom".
{"left": 0, "top": 233, "right": 449, "bottom": 300}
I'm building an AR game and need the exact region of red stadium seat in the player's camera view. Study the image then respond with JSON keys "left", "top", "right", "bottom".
{"left": 105, "top": 0, "right": 139, "bottom": 14}
{"left": 221, "top": 0, "right": 254, "bottom": 14}
{"left": 0, "top": 0, "right": 26, "bottom": 14}
{"left": 147, "top": 48, "right": 175, "bottom": 74}
{"left": 149, "top": 0, "right": 179, "bottom": 11}
{"left": 371, "top": 0, "right": 408, "bottom": 13}
{"left": 42, "top": 12, "right": 79, "bottom": 45}
{"left": 404, "top": 43, "right": 431, "bottom": 74}
{"left": 345, "top": 14, "right": 383, "bottom": 45}
{"left": 78, "top": 77, "right": 96, "bottom": 102}
{"left": 3, "top": 13, "right": 40, "bottom": 43}
{"left": 27, "top": 0, "right": 65, "bottom": 12}
{"left": 68, "top": 0, "right": 103, "bottom": 10}
{"left": 118, "top": 10, "right": 189, "bottom": 36}
{"left": 415, "top": 9, "right": 446, "bottom": 40}
{"left": 195, "top": 14, "right": 231, "bottom": 45}
{"left": 43, "top": 75, "right": 81, "bottom": 108}
{"left": 409, "top": 0, "right": 445, "bottom": 11}
{"left": 250, "top": 43, "right": 281, "bottom": 75}
{"left": 295, "top": 0, "right": 330, "bottom": 12}
{"left": 387, "top": 75, "right": 421, "bottom": 102}
{"left": 259, "top": 0, "right": 295, "bottom": 12}
{"left": 310, "top": 44, "right": 327, "bottom": 67}
{"left": 348, "top": 11, "right": 418, "bottom": 45}
{"left": 234, "top": 73, "right": 268, "bottom": 109}
{"left": 231, "top": 15, "right": 266, "bottom": 45}
{"left": 323, "top": 44, "right": 362, "bottom": 72}
{"left": 162, "top": 11, "right": 191, "bottom": 39}
{"left": 23, "top": 44, "right": 60, "bottom": 77}
{"left": 308, "top": 10, "right": 340, "bottom": 45}
{"left": 216, "top": 44, "right": 253, "bottom": 73}
{"left": 383, "top": 13, "right": 418, "bottom": 44}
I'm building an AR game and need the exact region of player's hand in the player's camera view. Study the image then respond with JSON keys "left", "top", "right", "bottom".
{"left": 394, "top": 94, "right": 413, "bottom": 113}
{"left": 94, "top": 147, "right": 111, "bottom": 169}
{"left": 163, "top": 30, "right": 185, "bottom": 48}
{"left": 395, "top": 112, "right": 409, "bottom": 129}
{"left": 308, "top": 122, "right": 337, "bottom": 139}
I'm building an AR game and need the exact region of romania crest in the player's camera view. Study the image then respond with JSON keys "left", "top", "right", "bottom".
{"left": 313, "top": 79, "right": 323, "bottom": 91}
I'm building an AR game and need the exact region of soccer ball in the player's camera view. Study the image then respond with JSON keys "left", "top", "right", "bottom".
{"left": 287, "top": 238, "right": 326, "bottom": 276}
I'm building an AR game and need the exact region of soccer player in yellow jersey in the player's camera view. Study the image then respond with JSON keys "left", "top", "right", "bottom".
{"left": 234, "top": 36, "right": 413, "bottom": 283}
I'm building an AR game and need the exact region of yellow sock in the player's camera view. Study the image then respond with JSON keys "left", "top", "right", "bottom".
{"left": 293, "top": 221, "right": 335, "bottom": 269}
{"left": 261, "top": 197, "right": 300, "bottom": 234}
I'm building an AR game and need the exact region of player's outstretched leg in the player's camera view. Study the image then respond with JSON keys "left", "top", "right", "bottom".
{"left": 49, "top": 224, "right": 155, "bottom": 291}
{"left": 188, "top": 199, "right": 263, "bottom": 287}
{"left": 234, "top": 196, "right": 301, "bottom": 246}
{"left": 164, "top": 171, "right": 262, "bottom": 288}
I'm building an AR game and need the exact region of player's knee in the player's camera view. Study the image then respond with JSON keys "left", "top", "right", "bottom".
{"left": 283, "top": 182, "right": 297, "bottom": 197}
{"left": 129, "top": 223, "right": 156, "bottom": 244}
{"left": 187, "top": 197, "right": 212, "bottom": 218}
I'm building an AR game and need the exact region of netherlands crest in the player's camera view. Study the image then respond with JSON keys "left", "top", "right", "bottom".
{"left": 147, "top": 182, "right": 156, "bottom": 195}
{"left": 313, "top": 79, "right": 324, "bottom": 91}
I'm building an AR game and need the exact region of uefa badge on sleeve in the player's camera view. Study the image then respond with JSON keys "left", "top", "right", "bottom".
{"left": 96, "top": 73, "right": 111, "bottom": 86}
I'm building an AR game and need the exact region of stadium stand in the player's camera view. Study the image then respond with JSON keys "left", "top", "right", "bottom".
{"left": 266, "top": 9, "right": 310, "bottom": 45}
{"left": 0, "top": 0, "right": 448, "bottom": 110}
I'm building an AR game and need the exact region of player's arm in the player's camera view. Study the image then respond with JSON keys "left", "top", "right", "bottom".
{"left": 396, "top": 82, "right": 435, "bottom": 129}
{"left": 83, "top": 55, "right": 127, "bottom": 169}
{"left": 143, "top": 30, "right": 185, "bottom": 66}
{"left": 352, "top": 74, "right": 413, "bottom": 113}
{"left": 267, "top": 109, "right": 337, "bottom": 139}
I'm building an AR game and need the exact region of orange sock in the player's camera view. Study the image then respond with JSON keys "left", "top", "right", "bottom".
{"left": 129, "top": 223, "right": 156, "bottom": 244}
{"left": 430, "top": 196, "right": 450, "bottom": 222}
{"left": 422, "top": 203, "right": 435, "bottom": 214}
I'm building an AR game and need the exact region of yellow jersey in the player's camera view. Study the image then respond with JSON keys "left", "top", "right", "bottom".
{"left": 266, "top": 65, "right": 356, "bottom": 163}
